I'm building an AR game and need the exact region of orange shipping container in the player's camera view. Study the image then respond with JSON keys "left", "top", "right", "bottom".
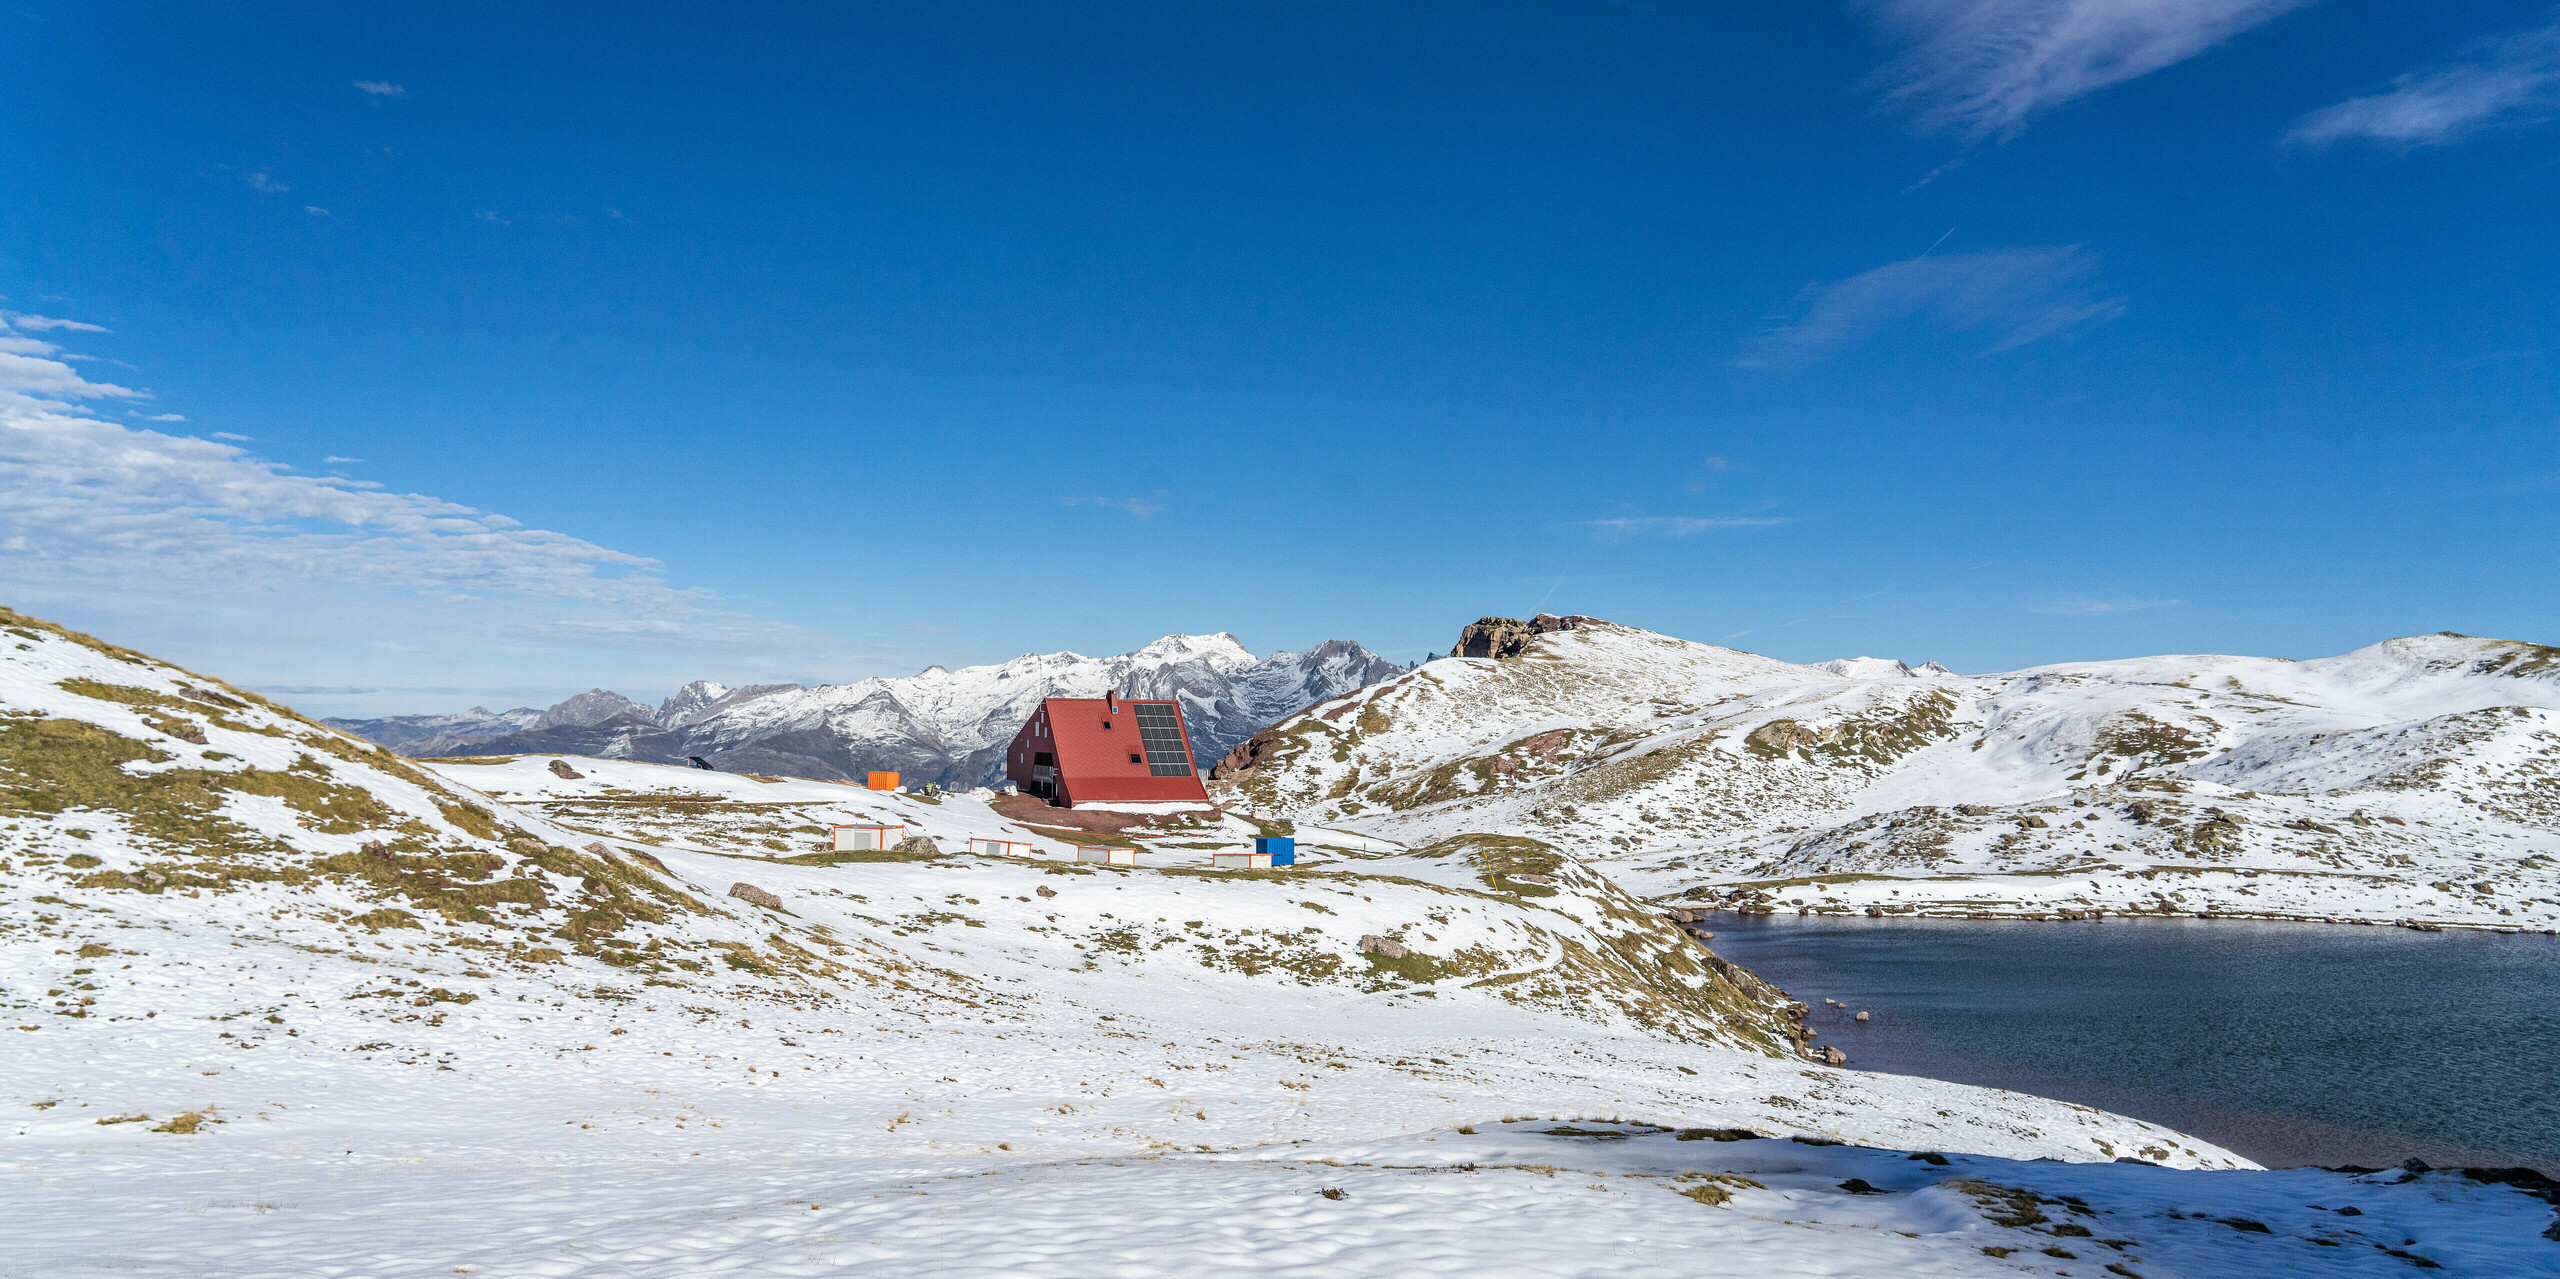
{"left": 866, "top": 771, "right": 899, "bottom": 791}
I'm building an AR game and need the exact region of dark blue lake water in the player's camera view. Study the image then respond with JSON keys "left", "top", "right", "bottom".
{"left": 1703, "top": 915, "right": 2560, "bottom": 1173}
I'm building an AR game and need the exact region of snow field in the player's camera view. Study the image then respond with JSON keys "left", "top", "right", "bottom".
{"left": 14, "top": 1124, "right": 2552, "bottom": 1277}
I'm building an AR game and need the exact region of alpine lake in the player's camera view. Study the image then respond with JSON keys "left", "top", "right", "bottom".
{"left": 1702, "top": 914, "right": 2560, "bottom": 1174}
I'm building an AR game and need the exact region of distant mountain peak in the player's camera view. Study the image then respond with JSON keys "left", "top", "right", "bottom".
{"left": 1814, "top": 656, "right": 1954, "bottom": 680}
{"left": 532, "top": 688, "right": 655, "bottom": 731}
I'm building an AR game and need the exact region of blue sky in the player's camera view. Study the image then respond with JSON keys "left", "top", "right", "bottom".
{"left": 5, "top": 1, "right": 2557, "bottom": 715}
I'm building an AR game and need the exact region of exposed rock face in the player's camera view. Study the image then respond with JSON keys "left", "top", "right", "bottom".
{"left": 1358, "top": 934, "right": 1408, "bottom": 959}
{"left": 1210, "top": 727, "right": 1286, "bottom": 781}
{"left": 728, "top": 882, "right": 785, "bottom": 910}
{"left": 1452, "top": 613, "right": 1603, "bottom": 659}
{"left": 534, "top": 689, "right": 655, "bottom": 732}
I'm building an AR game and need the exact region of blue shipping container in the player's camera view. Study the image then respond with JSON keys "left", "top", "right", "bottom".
{"left": 1256, "top": 836, "right": 1295, "bottom": 867}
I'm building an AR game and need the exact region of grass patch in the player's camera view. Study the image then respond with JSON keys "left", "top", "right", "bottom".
{"left": 775, "top": 849, "right": 943, "bottom": 865}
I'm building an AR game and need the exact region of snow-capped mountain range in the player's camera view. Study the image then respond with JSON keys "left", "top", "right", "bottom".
{"left": 1215, "top": 614, "right": 2560, "bottom": 928}
{"left": 324, "top": 634, "right": 1407, "bottom": 787}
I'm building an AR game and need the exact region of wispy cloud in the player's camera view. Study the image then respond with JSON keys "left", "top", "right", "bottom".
{"left": 2287, "top": 20, "right": 2560, "bottom": 148}
{"left": 0, "top": 310, "right": 865, "bottom": 681}
{"left": 354, "top": 81, "right": 406, "bottom": 97}
{"left": 1585, "top": 515, "right": 1789, "bottom": 539}
{"left": 130, "top": 411, "right": 187, "bottom": 422}
{"left": 2031, "top": 596, "right": 2184, "bottom": 615}
{"left": 2, "top": 312, "right": 109, "bottom": 333}
{"left": 1869, "top": 0, "right": 2316, "bottom": 140}
{"left": 324, "top": 455, "right": 364, "bottom": 464}
{"left": 210, "top": 432, "right": 251, "bottom": 441}
{"left": 1059, "top": 494, "right": 1167, "bottom": 518}
{"left": 305, "top": 206, "right": 331, "bottom": 216}
{"left": 1736, "top": 246, "right": 2124, "bottom": 369}
{"left": 244, "top": 171, "right": 289, "bottom": 194}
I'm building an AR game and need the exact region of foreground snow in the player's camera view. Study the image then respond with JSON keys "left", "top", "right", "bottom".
{"left": 16, "top": 1122, "right": 2554, "bottom": 1276}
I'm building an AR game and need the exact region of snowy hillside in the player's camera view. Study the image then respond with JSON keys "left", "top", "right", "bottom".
{"left": 327, "top": 633, "right": 1406, "bottom": 787}
{"left": 13, "top": 605, "right": 2560, "bottom": 1275}
{"left": 1215, "top": 615, "right": 2560, "bottom": 930}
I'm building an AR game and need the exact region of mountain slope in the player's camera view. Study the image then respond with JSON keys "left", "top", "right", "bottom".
{"left": 1212, "top": 615, "right": 2560, "bottom": 929}
{"left": 329, "top": 634, "right": 1407, "bottom": 788}
{"left": 25, "top": 606, "right": 2560, "bottom": 1277}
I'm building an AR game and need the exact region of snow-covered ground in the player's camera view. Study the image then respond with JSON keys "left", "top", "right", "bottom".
{"left": 20, "top": 1122, "right": 2555, "bottom": 1277}
{"left": 8, "top": 606, "right": 2559, "bottom": 1275}
{"left": 1219, "top": 620, "right": 2560, "bottom": 930}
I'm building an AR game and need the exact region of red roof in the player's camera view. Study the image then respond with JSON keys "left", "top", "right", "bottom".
{"left": 1006, "top": 696, "right": 1209, "bottom": 805}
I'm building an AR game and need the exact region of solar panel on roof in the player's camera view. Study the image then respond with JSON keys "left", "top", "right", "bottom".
{"left": 1131, "top": 703, "right": 1195, "bottom": 777}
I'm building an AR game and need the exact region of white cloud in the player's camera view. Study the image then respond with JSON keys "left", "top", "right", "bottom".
{"left": 475, "top": 211, "right": 512, "bottom": 226}
{"left": 354, "top": 81, "right": 406, "bottom": 97}
{"left": 0, "top": 313, "right": 863, "bottom": 688}
{"left": 1, "top": 312, "right": 109, "bottom": 333}
{"left": 2031, "top": 596, "right": 2185, "bottom": 615}
{"left": 244, "top": 171, "right": 289, "bottom": 194}
{"left": 2287, "top": 21, "right": 2560, "bottom": 148}
{"left": 324, "top": 455, "right": 365, "bottom": 464}
{"left": 1735, "top": 246, "right": 2125, "bottom": 369}
{"left": 1585, "top": 515, "right": 1789, "bottom": 539}
{"left": 1869, "top": 0, "right": 2316, "bottom": 140}
{"left": 1059, "top": 495, "right": 1166, "bottom": 518}
{"left": 305, "top": 206, "right": 331, "bottom": 216}
{"left": 209, "top": 432, "right": 251, "bottom": 441}
{"left": 131, "top": 412, "right": 187, "bottom": 422}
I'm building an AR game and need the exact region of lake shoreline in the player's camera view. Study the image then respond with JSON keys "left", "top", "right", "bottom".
{"left": 1701, "top": 913, "right": 2560, "bottom": 1177}
{"left": 1687, "top": 898, "right": 2560, "bottom": 936}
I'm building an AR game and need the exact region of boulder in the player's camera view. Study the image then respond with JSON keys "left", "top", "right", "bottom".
{"left": 893, "top": 835, "right": 941, "bottom": 857}
{"left": 728, "top": 882, "right": 784, "bottom": 911}
{"left": 549, "top": 759, "right": 584, "bottom": 779}
{"left": 1358, "top": 934, "right": 1408, "bottom": 959}
{"left": 1854, "top": 1011, "right": 1870, "bottom": 1022}
{"left": 1035, "top": 886, "right": 1057, "bottom": 899}
{"left": 1821, "top": 1046, "right": 1847, "bottom": 1066}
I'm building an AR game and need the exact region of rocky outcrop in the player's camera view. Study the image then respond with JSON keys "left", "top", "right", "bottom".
{"left": 1452, "top": 613, "right": 1604, "bottom": 659}
{"left": 1210, "top": 726, "right": 1285, "bottom": 780}
{"left": 728, "top": 882, "right": 785, "bottom": 911}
